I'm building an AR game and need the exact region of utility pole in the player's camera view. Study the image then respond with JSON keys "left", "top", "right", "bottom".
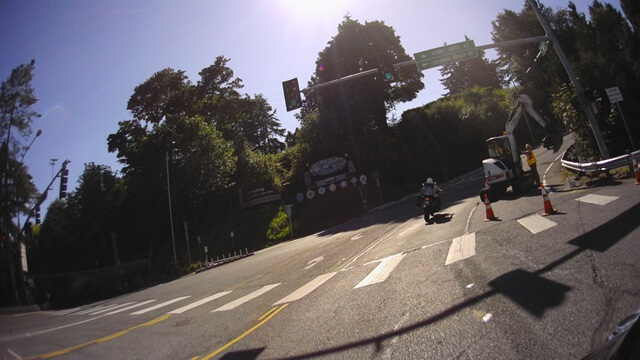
{"left": 166, "top": 149, "right": 177, "bottom": 267}
{"left": 525, "top": 0, "right": 610, "bottom": 159}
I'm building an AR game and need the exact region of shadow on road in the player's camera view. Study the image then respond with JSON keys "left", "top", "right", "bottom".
{"left": 220, "top": 348, "right": 265, "bottom": 359}
{"left": 277, "top": 202, "right": 640, "bottom": 359}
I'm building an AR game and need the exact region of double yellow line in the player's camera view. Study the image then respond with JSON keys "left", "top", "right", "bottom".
{"left": 28, "top": 314, "right": 171, "bottom": 359}
{"left": 194, "top": 303, "right": 289, "bottom": 360}
{"left": 27, "top": 302, "right": 288, "bottom": 359}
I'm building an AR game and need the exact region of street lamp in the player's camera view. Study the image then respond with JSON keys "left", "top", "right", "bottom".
{"left": 19, "top": 129, "right": 42, "bottom": 163}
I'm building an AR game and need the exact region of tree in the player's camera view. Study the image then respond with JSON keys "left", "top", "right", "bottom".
{"left": 299, "top": 16, "right": 424, "bottom": 173}
{"left": 440, "top": 46, "right": 503, "bottom": 95}
{"left": 1, "top": 60, "right": 41, "bottom": 154}
{"left": 621, "top": 0, "right": 640, "bottom": 35}
{"left": 0, "top": 60, "right": 40, "bottom": 248}
{"left": 127, "top": 68, "right": 193, "bottom": 124}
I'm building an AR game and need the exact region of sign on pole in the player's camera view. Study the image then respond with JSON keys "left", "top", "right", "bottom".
{"left": 605, "top": 87, "right": 623, "bottom": 103}
{"left": 414, "top": 40, "right": 478, "bottom": 71}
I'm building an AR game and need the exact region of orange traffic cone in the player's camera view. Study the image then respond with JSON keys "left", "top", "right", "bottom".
{"left": 540, "top": 184, "right": 557, "bottom": 216}
{"left": 483, "top": 193, "right": 498, "bottom": 222}
{"left": 633, "top": 156, "right": 640, "bottom": 186}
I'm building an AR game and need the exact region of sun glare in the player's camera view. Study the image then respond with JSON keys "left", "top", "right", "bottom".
{"left": 278, "top": 0, "right": 349, "bottom": 18}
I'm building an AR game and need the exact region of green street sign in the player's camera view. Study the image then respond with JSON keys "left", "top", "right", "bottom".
{"left": 414, "top": 40, "right": 478, "bottom": 71}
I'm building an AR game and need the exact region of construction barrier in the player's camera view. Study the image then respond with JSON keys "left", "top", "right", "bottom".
{"left": 540, "top": 184, "right": 557, "bottom": 216}
{"left": 483, "top": 193, "right": 498, "bottom": 222}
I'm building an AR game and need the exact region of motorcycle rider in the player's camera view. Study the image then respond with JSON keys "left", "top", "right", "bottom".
{"left": 419, "top": 178, "right": 443, "bottom": 222}
{"left": 421, "top": 178, "right": 443, "bottom": 198}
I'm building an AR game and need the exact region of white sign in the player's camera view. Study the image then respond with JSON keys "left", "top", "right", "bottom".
{"left": 204, "top": 246, "right": 208, "bottom": 253}
{"left": 21, "top": 243, "right": 28, "bottom": 272}
{"left": 306, "top": 190, "right": 316, "bottom": 199}
{"left": 359, "top": 175, "right": 367, "bottom": 184}
{"left": 340, "top": 180, "right": 348, "bottom": 188}
{"left": 351, "top": 177, "right": 358, "bottom": 185}
{"left": 329, "top": 183, "right": 337, "bottom": 192}
{"left": 318, "top": 187, "right": 326, "bottom": 195}
{"left": 605, "top": 87, "right": 623, "bottom": 103}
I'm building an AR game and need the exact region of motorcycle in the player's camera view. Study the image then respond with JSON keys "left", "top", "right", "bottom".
{"left": 416, "top": 192, "right": 441, "bottom": 223}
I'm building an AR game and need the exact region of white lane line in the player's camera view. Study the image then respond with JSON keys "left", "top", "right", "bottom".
{"left": 14, "top": 314, "right": 109, "bottom": 340}
{"left": 130, "top": 296, "right": 190, "bottom": 315}
{"left": 341, "top": 222, "right": 410, "bottom": 271}
{"left": 274, "top": 272, "right": 337, "bottom": 305}
{"left": 351, "top": 233, "right": 363, "bottom": 241}
{"left": 576, "top": 194, "right": 619, "bottom": 206}
{"left": 354, "top": 254, "right": 406, "bottom": 289}
{"left": 543, "top": 152, "right": 565, "bottom": 190}
{"left": 421, "top": 239, "right": 451, "bottom": 250}
{"left": 169, "top": 292, "right": 231, "bottom": 314}
{"left": 445, "top": 232, "right": 476, "bottom": 265}
{"left": 7, "top": 348, "right": 21, "bottom": 359}
{"left": 517, "top": 214, "right": 557, "bottom": 234}
{"left": 53, "top": 307, "right": 82, "bottom": 316}
{"left": 74, "top": 304, "right": 119, "bottom": 315}
{"left": 465, "top": 204, "right": 478, "bottom": 234}
{"left": 106, "top": 300, "right": 156, "bottom": 315}
{"left": 213, "top": 284, "right": 280, "bottom": 312}
{"left": 89, "top": 302, "right": 135, "bottom": 315}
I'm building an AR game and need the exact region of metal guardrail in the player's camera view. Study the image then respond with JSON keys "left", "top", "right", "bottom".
{"left": 561, "top": 149, "right": 640, "bottom": 173}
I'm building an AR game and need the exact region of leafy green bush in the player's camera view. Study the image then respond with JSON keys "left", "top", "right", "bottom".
{"left": 266, "top": 207, "right": 290, "bottom": 243}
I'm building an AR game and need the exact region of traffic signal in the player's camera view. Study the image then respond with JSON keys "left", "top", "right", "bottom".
{"left": 282, "top": 78, "right": 302, "bottom": 112}
{"left": 59, "top": 166, "right": 69, "bottom": 199}
{"left": 35, "top": 206, "right": 41, "bottom": 224}
{"left": 377, "top": 54, "right": 397, "bottom": 83}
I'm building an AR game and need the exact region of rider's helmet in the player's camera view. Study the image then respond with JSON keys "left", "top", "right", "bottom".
{"left": 426, "top": 178, "right": 434, "bottom": 185}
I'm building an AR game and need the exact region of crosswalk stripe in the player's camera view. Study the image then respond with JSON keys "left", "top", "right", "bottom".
{"left": 517, "top": 214, "right": 557, "bottom": 234}
{"left": 89, "top": 302, "right": 135, "bottom": 315}
{"left": 355, "top": 254, "right": 406, "bottom": 289}
{"left": 74, "top": 304, "right": 119, "bottom": 315}
{"left": 53, "top": 307, "right": 82, "bottom": 316}
{"left": 106, "top": 300, "right": 156, "bottom": 315}
{"left": 274, "top": 272, "right": 337, "bottom": 305}
{"left": 445, "top": 232, "right": 476, "bottom": 265}
{"left": 168, "top": 292, "right": 232, "bottom": 314}
{"left": 213, "top": 284, "right": 280, "bottom": 312}
{"left": 130, "top": 296, "right": 190, "bottom": 315}
{"left": 576, "top": 194, "right": 619, "bottom": 206}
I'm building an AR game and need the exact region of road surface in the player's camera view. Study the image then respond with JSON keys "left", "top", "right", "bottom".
{"left": 2, "top": 136, "right": 640, "bottom": 359}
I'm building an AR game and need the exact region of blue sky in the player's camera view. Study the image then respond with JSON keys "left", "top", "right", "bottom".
{"left": 0, "top": 0, "right": 613, "bottom": 215}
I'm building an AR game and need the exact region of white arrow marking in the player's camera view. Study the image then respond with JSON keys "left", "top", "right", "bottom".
{"left": 350, "top": 233, "right": 363, "bottom": 241}
{"left": 304, "top": 256, "right": 324, "bottom": 270}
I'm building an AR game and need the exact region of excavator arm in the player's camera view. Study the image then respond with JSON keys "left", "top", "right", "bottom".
{"left": 504, "top": 94, "right": 562, "bottom": 163}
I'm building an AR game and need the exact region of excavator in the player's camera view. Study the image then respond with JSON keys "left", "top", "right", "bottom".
{"left": 480, "top": 94, "right": 563, "bottom": 201}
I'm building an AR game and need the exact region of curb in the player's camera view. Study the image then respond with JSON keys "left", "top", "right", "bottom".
{"left": 0, "top": 304, "right": 41, "bottom": 316}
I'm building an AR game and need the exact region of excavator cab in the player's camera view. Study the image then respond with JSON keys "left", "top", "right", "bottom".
{"left": 487, "top": 136, "right": 512, "bottom": 160}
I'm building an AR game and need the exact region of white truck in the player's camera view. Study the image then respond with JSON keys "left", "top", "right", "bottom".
{"left": 480, "top": 94, "right": 562, "bottom": 201}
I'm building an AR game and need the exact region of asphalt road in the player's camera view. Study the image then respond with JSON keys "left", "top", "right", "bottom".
{"left": 2, "top": 137, "right": 640, "bottom": 360}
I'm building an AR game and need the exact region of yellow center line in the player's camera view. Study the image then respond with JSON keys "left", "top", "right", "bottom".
{"left": 257, "top": 306, "right": 279, "bottom": 321}
{"left": 190, "top": 357, "right": 201, "bottom": 360}
{"left": 26, "top": 314, "right": 171, "bottom": 359}
{"left": 201, "top": 303, "right": 289, "bottom": 360}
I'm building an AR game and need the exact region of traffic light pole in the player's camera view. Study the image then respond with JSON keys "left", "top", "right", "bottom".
{"left": 21, "top": 159, "right": 70, "bottom": 232}
{"left": 525, "top": 0, "right": 609, "bottom": 159}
